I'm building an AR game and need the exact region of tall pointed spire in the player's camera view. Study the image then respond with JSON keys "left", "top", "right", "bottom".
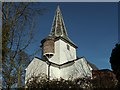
{"left": 49, "top": 5, "right": 77, "bottom": 48}
{"left": 50, "top": 5, "right": 68, "bottom": 38}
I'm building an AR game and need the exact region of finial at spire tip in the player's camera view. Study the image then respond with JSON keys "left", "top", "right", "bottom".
{"left": 57, "top": 5, "right": 60, "bottom": 10}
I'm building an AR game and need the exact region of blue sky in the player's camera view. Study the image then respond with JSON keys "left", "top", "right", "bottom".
{"left": 25, "top": 2, "right": 118, "bottom": 70}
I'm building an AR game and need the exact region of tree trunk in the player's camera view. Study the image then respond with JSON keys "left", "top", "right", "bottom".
{"left": 17, "top": 66, "right": 21, "bottom": 88}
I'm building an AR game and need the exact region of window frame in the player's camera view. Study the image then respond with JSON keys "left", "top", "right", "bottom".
{"left": 67, "top": 44, "right": 70, "bottom": 50}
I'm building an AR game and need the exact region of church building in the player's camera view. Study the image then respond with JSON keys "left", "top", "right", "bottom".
{"left": 25, "top": 6, "right": 98, "bottom": 82}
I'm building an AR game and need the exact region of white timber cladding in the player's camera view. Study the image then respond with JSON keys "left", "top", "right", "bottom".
{"left": 25, "top": 57, "right": 93, "bottom": 83}
{"left": 50, "top": 66, "right": 60, "bottom": 79}
{"left": 49, "top": 39, "right": 77, "bottom": 64}
{"left": 25, "top": 58, "right": 47, "bottom": 83}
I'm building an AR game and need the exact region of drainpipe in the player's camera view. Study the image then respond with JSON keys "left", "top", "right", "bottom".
{"left": 44, "top": 55, "right": 51, "bottom": 81}
{"left": 48, "top": 63, "right": 51, "bottom": 81}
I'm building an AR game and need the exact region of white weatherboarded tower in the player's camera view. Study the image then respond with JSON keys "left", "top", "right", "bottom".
{"left": 25, "top": 6, "right": 98, "bottom": 82}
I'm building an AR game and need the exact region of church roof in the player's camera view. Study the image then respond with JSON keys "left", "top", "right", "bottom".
{"left": 87, "top": 61, "right": 99, "bottom": 70}
{"left": 49, "top": 6, "right": 77, "bottom": 48}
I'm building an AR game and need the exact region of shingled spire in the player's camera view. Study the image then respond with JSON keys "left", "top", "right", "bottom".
{"left": 49, "top": 5, "right": 77, "bottom": 48}
{"left": 49, "top": 6, "right": 77, "bottom": 48}
{"left": 50, "top": 5, "right": 67, "bottom": 37}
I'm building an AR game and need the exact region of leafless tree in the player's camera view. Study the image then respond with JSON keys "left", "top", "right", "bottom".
{"left": 2, "top": 2, "right": 47, "bottom": 88}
